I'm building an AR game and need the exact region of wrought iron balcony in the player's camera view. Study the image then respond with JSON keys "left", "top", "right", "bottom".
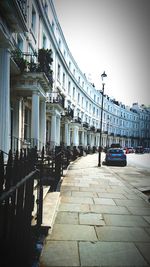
{"left": 90, "top": 126, "right": 96, "bottom": 132}
{"left": 73, "top": 116, "right": 82, "bottom": 124}
{"left": 64, "top": 107, "right": 74, "bottom": 119}
{"left": 83, "top": 122, "right": 89, "bottom": 128}
{"left": 46, "top": 92, "right": 64, "bottom": 108}
{"left": 11, "top": 48, "right": 53, "bottom": 87}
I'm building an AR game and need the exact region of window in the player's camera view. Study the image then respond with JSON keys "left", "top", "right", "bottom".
{"left": 31, "top": 6, "right": 36, "bottom": 33}
{"left": 52, "top": 21, "right": 55, "bottom": 31}
{"left": 44, "top": 1, "right": 48, "bottom": 14}
{"left": 58, "top": 39, "right": 61, "bottom": 48}
{"left": 43, "top": 34, "right": 46, "bottom": 48}
{"left": 68, "top": 81, "right": 71, "bottom": 95}
{"left": 78, "top": 93, "right": 80, "bottom": 103}
{"left": 62, "top": 73, "right": 65, "bottom": 87}
{"left": 73, "top": 87, "right": 75, "bottom": 99}
{"left": 17, "top": 35, "right": 23, "bottom": 51}
{"left": 82, "top": 97, "right": 84, "bottom": 107}
{"left": 57, "top": 64, "right": 61, "bottom": 80}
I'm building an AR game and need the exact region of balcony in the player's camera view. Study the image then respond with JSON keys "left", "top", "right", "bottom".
{"left": 46, "top": 92, "right": 64, "bottom": 109}
{"left": 83, "top": 122, "right": 89, "bottom": 129}
{"left": 64, "top": 107, "right": 74, "bottom": 119}
{"left": 11, "top": 48, "right": 53, "bottom": 88}
{"left": 90, "top": 126, "right": 96, "bottom": 132}
{"left": 73, "top": 116, "right": 82, "bottom": 124}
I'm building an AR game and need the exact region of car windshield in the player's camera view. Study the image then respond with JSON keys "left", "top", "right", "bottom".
{"left": 108, "top": 149, "right": 123, "bottom": 154}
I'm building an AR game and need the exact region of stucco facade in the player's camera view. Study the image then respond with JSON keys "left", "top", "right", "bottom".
{"left": 0, "top": 0, "right": 150, "bottom": 154}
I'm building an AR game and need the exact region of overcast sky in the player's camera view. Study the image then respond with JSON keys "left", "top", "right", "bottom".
{"left": 53, "top": 0, "right": 150, "bottom": 106}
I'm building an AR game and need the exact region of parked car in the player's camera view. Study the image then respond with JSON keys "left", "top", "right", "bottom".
{"left": 125, "top": 147, "right": 135, "bottom": 153}
{"left": 135, "top": 146, "right": 144, "bottom": 154}
{"left": 104, "top": 148, "right": 127, "bottom": 166}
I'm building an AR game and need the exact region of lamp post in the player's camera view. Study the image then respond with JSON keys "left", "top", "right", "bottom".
{"left": 98, "top": 71, "right": 107, "bottom": 167}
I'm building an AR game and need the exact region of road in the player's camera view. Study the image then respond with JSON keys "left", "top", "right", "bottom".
{"left": 104, "top": 152, "right": 150, "bottom": 197}
{"left": 126, "top": 153, "right": 150, "bottom": 170}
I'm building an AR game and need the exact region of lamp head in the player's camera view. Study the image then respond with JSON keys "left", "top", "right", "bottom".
{"left": 101, "top": 71, "right": 107, "bottom": 81}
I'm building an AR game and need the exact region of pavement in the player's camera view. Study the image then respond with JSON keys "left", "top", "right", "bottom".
{"left": 39, "top": 153, "right": 150, "bottom": 267}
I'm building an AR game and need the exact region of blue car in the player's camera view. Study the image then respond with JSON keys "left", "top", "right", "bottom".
{"left": 105, "top": 148, "right": 127, "bottom": 166}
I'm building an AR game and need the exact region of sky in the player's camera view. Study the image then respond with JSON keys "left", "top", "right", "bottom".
{"left": 53, "top": 0, "right": 150, "bottom": 106}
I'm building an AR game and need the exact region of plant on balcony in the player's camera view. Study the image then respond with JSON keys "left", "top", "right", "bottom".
{"left": 37, "top": 48, "right": 53, "bottom": 86}
{"left": 12, "top": 49, "right": 28, "bottom": 73}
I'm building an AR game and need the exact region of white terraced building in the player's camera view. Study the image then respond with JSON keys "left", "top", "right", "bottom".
{"left": 0, "top": 0, "right": 150, "bottom": 155}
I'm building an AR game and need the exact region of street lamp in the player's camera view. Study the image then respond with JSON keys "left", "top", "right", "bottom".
{"left": 98, "top": 71, "right": 107, "bottom": 167}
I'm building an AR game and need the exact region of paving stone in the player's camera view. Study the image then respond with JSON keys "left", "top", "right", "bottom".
{"left": 95, "top": 225, "right": 150, "bottom": 241}
{"left": 79, "top": 212, "right": 105, "bottom": 226}
{"left": 48, "top": 224, "right": 98, "bottom": 241}
{"left": 114, "top": 199, "right": 150, "bottom": 207}
{"left": 94, "top": 197, "right": 116, "bottom": 205}
{"left": 61, "top": 196, "right": 93, "bottom": 204}
{"left": 90, "top": 204, "right": 130, "bottom": 214}
{"left": 97, "top": 192, "right": 127, "bottom": 199}
{"left": 80, "top": 187, "right": 108, "bottom": 192}
{"left": 55, "top": 211, "right": 79, "bottom": 224}
{"left": 123, "top": 193, "right": 142, "bottom": 200}
{"left": 79, "top": 241, "right": 148, "bottom": 266}
{"left": 61, "top": 186, "right": 80, "bottom": 191}
{"left": 127, "top": 206, "right": 150, "bottom": 215}
{"left": 60, "top": 191, "right": 71, "bottom": 197}
{"left": 59, "top": 203, "right": 90, "bottom": 212}
{"left": 136, "top": 243, "right": 150, "bottom": 265}
{"left": 103, "top": 214, "right": 150, "bottom": 227}
{"left": 144, "top": 216, "right": 150, "bottom": 224}
{"left": 145, "top": 228, "right": 150, "bottom": 235}
{"left": 39, "top": 241, "right": 79, "bottom": 266}
{"left": 72, "top": 191, "right": 98, "bottom": 197}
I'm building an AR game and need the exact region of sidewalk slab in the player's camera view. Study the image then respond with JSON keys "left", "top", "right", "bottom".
{"left": 40, "top": 241, "right": 79, "bottom": 267}
{"left": 79, "top": 241, "right": 149, "bottom": 266}
{"left": 47, "top": 224, "right": 98, "bottom": 241}
{"left": 39, "top": 153, "right": 150, "bottom": 267}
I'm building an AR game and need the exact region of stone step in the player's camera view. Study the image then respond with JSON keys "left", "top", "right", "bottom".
{"left": 42, "top": 191, "right": 60, "bottom": 230}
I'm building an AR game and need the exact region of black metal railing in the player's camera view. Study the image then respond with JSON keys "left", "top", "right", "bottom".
{"left": 46, "top": 92, "right": 65, "bottom": 108}
{"left": 83, "top": 122, "right": 89, "bottom": 128}
{"left": 0, "top": 148, "right": 39, "bottom": 267}
{"left": 11, "top": 48, "right": 53, "bottom": 86}
{"left": 90, "top": 126, "right": 96, "bottom": 132}
{"left": 73, "top": 116, "right": 82, "bottom": 124}
{"left": 64, "top": 107, "right": 74, "bottom": 119}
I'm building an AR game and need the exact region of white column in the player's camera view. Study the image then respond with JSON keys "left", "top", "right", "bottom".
{"left": 73, "top": 126, "right": 79, "bottom": 146}
{"left": 0, "top": 48, "right": 10, "bottom": 153}
{"left": 18, "top": 98, "right": 23, "bottom": 150}
{"left": 40, "top": 100, "right": 46, "bottom": 150}
{"left": 81, "top": 130, "right": 85, "bottom": 146}
{"left": 64, "top": 121, "right": 69, "bottom": 146}
{"left": 56, "top": 115, "right": 60, "bottom": 145}
{"left": 31, "top": 91, "right": 39, "bottom": 148}
{"left": 51, "top": 112, "right": 56, "bottom": 148}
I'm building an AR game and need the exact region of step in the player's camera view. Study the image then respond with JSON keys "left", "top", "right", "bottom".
{"left": 42, "top": 191, "right": 60, "bottom": 230}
